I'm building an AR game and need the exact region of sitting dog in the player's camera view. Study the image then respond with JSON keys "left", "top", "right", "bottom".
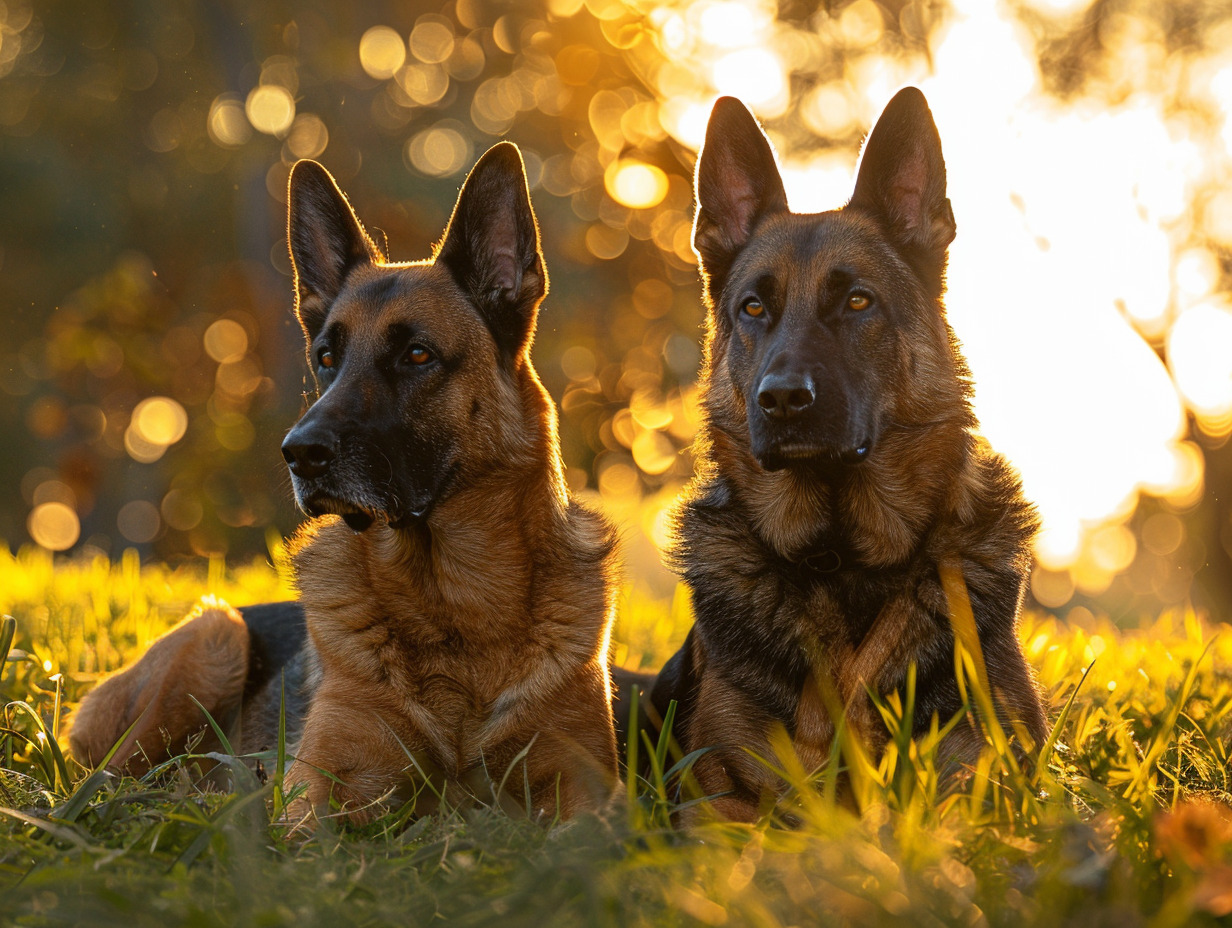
{"left": 649, "top": 89, "right": 1049, "bottom": 821}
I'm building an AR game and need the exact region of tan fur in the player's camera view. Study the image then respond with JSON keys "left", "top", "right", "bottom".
{"left": 69, "top": 600, "right": 249, "bottom": 773}
{"left": 276, "top": 150, "right": 621, "bottom": 824}
{"left": 285, "top": 466, "right": 620, "bottom": 822}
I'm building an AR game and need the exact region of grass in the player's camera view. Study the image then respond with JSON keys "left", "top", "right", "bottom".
{"left": 2, "top": 543, "right": 1232, "bottom": 927}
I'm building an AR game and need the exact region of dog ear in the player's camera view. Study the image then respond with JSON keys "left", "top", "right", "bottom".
{"left": 692, "top": 97, "right": 789, "bottom": 298}
{"left": 287, "top": 160, "right": 382, "bottom": 339}
{"left": 436, "top": 142, "right": 546, "bottom": 358}
{"left": 847, "top": 87, "right": 956, "bottom": 273}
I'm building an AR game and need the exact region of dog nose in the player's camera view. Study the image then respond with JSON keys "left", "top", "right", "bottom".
{"left": 757, "top": 373, "right": 816, "bottom": 419}
{"left": 281, "top": 428, "right": 336, "bottom": 479}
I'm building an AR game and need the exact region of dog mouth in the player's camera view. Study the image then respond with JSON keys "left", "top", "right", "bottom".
{"left": 756, "top": 440, "right": 872, "bottom": 472}
{"left": 292, "top": 458, "right": 459, "bottom": 532}
{"left": 297, "top": 492, "right": 379, "bottom": 532}
{"left": 297, "top": 485, "right": 441, "bottom": 533}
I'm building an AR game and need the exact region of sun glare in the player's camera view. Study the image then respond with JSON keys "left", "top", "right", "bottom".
{"left": 607, "top": 160, "right": 669, "bottom": 209}
{"left": 1168, "top": 302, "right": 1232, "bottom": 435}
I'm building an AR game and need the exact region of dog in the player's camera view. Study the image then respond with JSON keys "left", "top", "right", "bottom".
{"left": 70, "top": 143, "right": 622, "bottom": 823}
{"left": 648, "top": 89, "right": 1049, "bottom": 822}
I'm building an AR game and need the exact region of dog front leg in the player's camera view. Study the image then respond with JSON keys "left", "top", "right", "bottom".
{"left": 524, "top": 663, "right": 620, "bottom": 819}
{"left": 682, "top": 671, "right": 785, "bottom": 824}
{"left": 285, "top": 694, "right": 421, "bottom": 826}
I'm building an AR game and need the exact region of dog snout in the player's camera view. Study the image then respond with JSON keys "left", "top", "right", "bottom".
{"left": 282, "top": 423, "right": 337, "bottom": 479}
{"left": 756, "top": 372, "right": 816, "bottom": 420}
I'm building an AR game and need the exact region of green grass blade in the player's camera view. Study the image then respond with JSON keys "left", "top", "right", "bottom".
{"left": 663, "top": 746, "right": 711, "bottom": 782}
{"left": 272, "top": 671, "right": 288, "bottom": 821}
{"left": 625, "top": 680, "right": 640, "bottom": 815}
{"left": 382, "top": 718, "right": 445, "bottom": 805}
{"left": 654, "top": 698, "right": 677, "bottom": 776}
{"left": 0, "top": 615, "right": 15, "bottom": 668}
{"left": 1033, "top": 658, "right": 1095, "bottom": 788}
{"left": 53, "top": 768, "right": 111, "bottom": 824}
{"left": 6, "top": 700, "right": 69, "bottom": 795}
{"left": 494, "top": 734, "right": 538, "bottom": 812}
{"left": 187, "top": 694, "right": 234, "bottom": 756}
{"left": 0, "top": 806, "right": 98, "bottom": 850}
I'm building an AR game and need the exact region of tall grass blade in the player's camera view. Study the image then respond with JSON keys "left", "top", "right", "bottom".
{"left": 53, "top": 769, "right": 111, "bottom": 824}
{"left": 272, "top": 671, "right": 288, "bottom": 821}
{"left": 655, "top": 698, "right": 677, "bottom": 776}
{"left": 0, "top": 615, "right": 15, "bottom": 669}
{"left": 494, "top": 734, "right": 538, "bottom": 813}
{"left": 187, "top": 694, "right": 234, "bottom": 756}
{"left": 625, "top": 681, "right": 640, "bottom": 820}
{"left": 1123, "top": 635, "right": 1216, "bottom": 800}
{"left": 6, "top": 700, "right": 69, "bottom": 795}
{"left": 1033, "top": 658, "right": 1095, "bottom": 789}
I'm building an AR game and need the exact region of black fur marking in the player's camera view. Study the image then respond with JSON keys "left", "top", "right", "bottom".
{"left": 847, "top": 87, "right": 956, "bottom": 297}
{"left": 437, "top": 142, "right": 546, "bottom": 358}
{"left": 693, "top": 97, "right": 789, "bottom": 303}
{"left": 239, "top": 602, "right": 308, "bottom": 701}
{"left": 655, "top": 91, "right": 1047, "bottom": 798}
{"left": 288, "top": 160, "right": 381, "bottom": 339}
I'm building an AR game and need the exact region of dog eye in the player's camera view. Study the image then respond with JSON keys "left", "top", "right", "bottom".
{"left": 742, "top": 299, "right": 765, "bottom": 318}
{"left": 405, "top": 345, "right": 433, "bottom": 366}
{"left": 847, "top": 293, "right": 872, "bottom": 311}
{"left": 318, "top": 349, "right": 335, "bottom": 370}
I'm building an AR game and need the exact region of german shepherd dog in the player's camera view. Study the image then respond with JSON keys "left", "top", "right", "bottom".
{"left": 70, "top": 143, "right": 621, "bottom": 822}
{"left": 649, "top": 89, "right": 1048, "bottom": 822}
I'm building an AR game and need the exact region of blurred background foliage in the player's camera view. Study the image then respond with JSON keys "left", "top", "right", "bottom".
{"left": 4, "top": 0, "right": 1232, "bottom": 622}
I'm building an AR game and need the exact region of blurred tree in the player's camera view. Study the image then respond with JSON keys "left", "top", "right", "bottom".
{"left": 3, "top": 0, "right": 1232, "bottom": 620}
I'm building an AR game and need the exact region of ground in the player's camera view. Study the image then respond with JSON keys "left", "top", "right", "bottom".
{"left": 1, "top": 544, "right": 1230, "bottom": 927}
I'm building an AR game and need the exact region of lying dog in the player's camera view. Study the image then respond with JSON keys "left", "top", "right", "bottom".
{"left": 71, "top": 144, "right": 621, "bottom": 823}
{"left": 649, "top": 89, "right": 1049, "bottom": 821}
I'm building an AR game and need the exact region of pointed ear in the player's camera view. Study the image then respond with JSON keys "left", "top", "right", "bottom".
{"left": 436, "top": 142, "right": 546, "bottom": 358}
{"left": 287, "top": 160, "right": 381, "bottom": 339}
{"left": 692, "top": 97, "right": 789, "bottom": 298}
{"left": 847, "top": 87, "right": 955, "bottom": 275}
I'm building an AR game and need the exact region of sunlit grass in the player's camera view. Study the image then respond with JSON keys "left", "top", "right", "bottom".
{"left": 2, "top": 545, "right": 1231, "bottom": 926}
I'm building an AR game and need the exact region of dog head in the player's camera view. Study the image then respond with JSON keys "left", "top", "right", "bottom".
{"left": 693, "top": 88, "right": 963, "bottom": 473}
{"left": 281, "top": 143, "right": 547, "bottom": 530}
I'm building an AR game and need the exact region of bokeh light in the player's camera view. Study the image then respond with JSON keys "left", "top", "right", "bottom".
{"left": 286, "top": 114, "right": 329, "bottom": 160}
{"left": 410, "top": 19, "right": 455, "bottom": 64}
{"left": 359, "top": 26, "right": 407, "bottom": 80}
{"left": 711, "top": 47, "right": 785, "bottom": 111}
{"left": 117, "top": 500, "right": 161, "bottom": 543}
{"left": 131, "top": 397, "right": 188, "bottom": 447}
{"left": 125, "top": 397, "right": 188, "bottom": 464}
{"left": 405, "top": 125, "right": 470, "bottom": 177}
{"left": 27, "top": 503, "right": 79, "bottom": 551}
{"left": 1167, "top": 302, "right": 1232, "bottom": 436}
{"left": 207, "top": 95, "right": 251, "bottom": 148}
{"left": 245, "top": 85, "right": 295, "bottom": 137}
{"left": 203, "top": 319, "right": 248, "bottom": 363}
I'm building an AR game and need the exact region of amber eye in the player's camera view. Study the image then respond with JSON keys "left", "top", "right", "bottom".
{"left": 406, "top": 345, "right": 432, "bottom": 365}
{"left": 742, "top": 298, "right": 765, "bottom": 318}
{"left": 847, "top": 293, "right": 872, "bottom": 311}
{"left": 318, "top": 349, "right": 335, "bottom": 369}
